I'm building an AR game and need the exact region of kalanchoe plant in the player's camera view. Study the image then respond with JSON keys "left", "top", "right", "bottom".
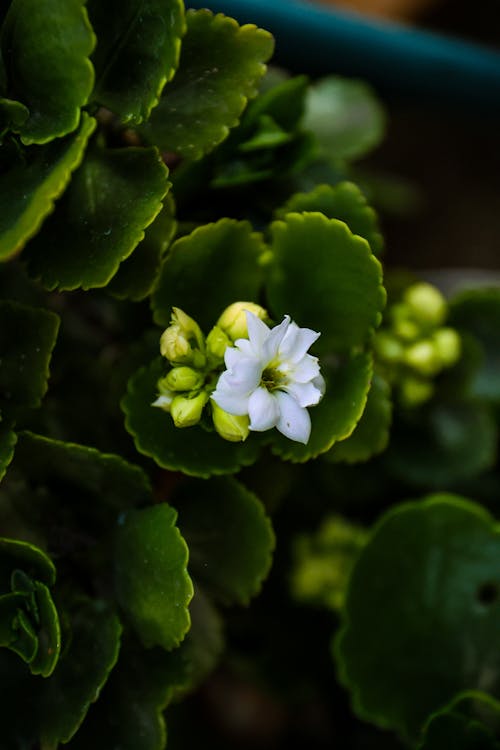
{"left": 0, "top": 0, "right": 499, "bottom": 748}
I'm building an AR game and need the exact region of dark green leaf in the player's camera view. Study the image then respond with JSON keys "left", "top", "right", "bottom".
{"left": 87, "top": 0, "right": 185, "bottom": 124}
{"left": 114, "top": 504, "right": 193, "bottom": 650}
{"left": 122, "top": 358, "right": 261, "bottom": 477}
{"left": 28, "top": 580, "right": 60, "bottom": 677}
{"left": 243, "top": 74, "right": 308, "bottom": 134}
{"left": 173, "top": 477, "right": 275, "bottom": 605}
{"left": 0, "top": 113, "right": 95, "bottom": 261}
{"left": 336, "top": 495, "right": 500, "bottom": 740}
{"left": 302, "top": 76, "right": 386, "bottom": 161}
{"left": 266, "top": 212, "right": 385, "bottom": 354}
{"left": 418, "top": 692, "right": 500, "bottom": 750}
{"left": 23, "top": 144, "right": 169, "bottom": 290}
{"left": 276, "top": 182, "right": 384, "bottom": 255}
{"left": 40, "top": 600, "right": 122, "bottom": 745}
{"left": 0, "top": 97, "right": 28, "bottom": 140}
{"left": 327, "top": 373, "right": 392, "bottom": 463}
{"left": 143, "top": 9, "right": 274, "bottom": 159}
{"left": 1, "top": 0, "right": 95, "bottom": 144}
{"left": 0, "top": 536, "right": 55, "bottom": 588}
{"left": 0, "top": 301, "right": 59, "bottom": 413}
{"left": 108, "top": 193, "right": 177, "bottom": 301}
{"left": 0, "top": 424, "right": 16, "bottom": 482}
{"left": 151, "top": 218, "right": 266, "bottom": 330}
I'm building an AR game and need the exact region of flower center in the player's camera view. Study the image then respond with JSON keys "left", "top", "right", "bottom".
{"left": 261, "top": 365, "right": 287, "bottom": 392}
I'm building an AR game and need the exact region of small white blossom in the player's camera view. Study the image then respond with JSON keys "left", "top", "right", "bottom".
{"left": 211, "top": 311, "right": 325, "bottom": 444}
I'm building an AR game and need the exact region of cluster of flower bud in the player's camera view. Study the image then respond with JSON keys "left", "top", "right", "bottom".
{"left": 374, "top": 282, "right": 461, "bottom": 407}
{"left": 152, "top": 302, "right": 269, "bottom": 441}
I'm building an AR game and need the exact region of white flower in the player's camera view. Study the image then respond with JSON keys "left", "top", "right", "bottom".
{"left": 211, "top": 311, "right": 325, "bottom": 444}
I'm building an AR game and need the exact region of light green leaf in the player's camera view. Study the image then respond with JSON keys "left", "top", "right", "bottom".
{"left": 144, "top": 9, "right": 274, "bottom": 159}
{"left": 267, "top": 212, "right": 385, "bottom": 354}
{"left": 23, "top": 145, "right": 169, "bottom": 290}
{"left": 114, "top": 504, "right": 193, "bottom": 650}
{"left": 0, "top": 113, "right": 96, "bottom": 261}
{"left": 87, "top": 0, "right": 185, "bottom": 124}
{"left": 302, "top": 76, "right": 386, "bottom": 161}
{"left": 1, "top": 0, "right": 95, "bottom": 144}
{"left": 151, "top": 218, "right": 266, "bottom": 330}
{"left": 336, "top": 495, "right": 500, "bottom": 740}
{"left": 173, "top": 477, "right": 275, "bottom": 605}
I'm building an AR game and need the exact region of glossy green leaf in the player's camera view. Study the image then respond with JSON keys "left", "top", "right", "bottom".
{"left": 0, "top": 301, "right": 59, "bottom": 413}
{"left": 271, "top": 351, "right": 373, "bottom": 463}
{"left": 327, "top": 373, "right": 392, "bottom": 463}
{"left": 173, "top": 477, "right": 275, "bottom": 605}
{"left": 276, "top": 182, "right": 384, "bottom": 255}
{"left": 114, "top": 504, "right": 193, "bottom": 650}
{"left": 243, "top": 74, "right": 309, "bottom": 135}
{"left": 450, "top": 289, "right": 500, "bottom": 403}
{"left": 0, "top": 536, "right": 55, "bottom": 588}
{"left": 1, "top": 0, "right": 95, "bottom": 144}
{"left": 23, "top": 144, "right": 169, "bottom": 290}
{"left": 418, "top": 693, "right": 500, "bottom": 750}
{"left": 144, "top": 9, "right": 274, "bottom": 159}
{"left": 151, "top": 218, "right": 265, "bottom": 330}
{"left": 0, "top": 96, "right": 28, "bottom": 140}
{"left": 0, "top": 424, "right": 16, "bottom": 482}
{"left": 386, "top": 400, "right": 497, "bottom": 487}
{"left": 336, "top": 495, "right": 500, "bottom": 740}
{"left": 108, "top": 194, "right": 176, "bottom": 302}
{"left": 122, "top": 358, "right": 261, "bottom": 477}
{"left": 0, "top": 113, "right": 95, "bottom": 260}
{"left": 40, "top": 600, "right": 122, "bottom": 746}
{"left": 266, "top": 213, "right": 385, "bottom": 354}
{"left": 302, "top": 76, "right": 386, "bottom": 161}
{"left": 87, "top": 0, "right": 185, "bottom": 124}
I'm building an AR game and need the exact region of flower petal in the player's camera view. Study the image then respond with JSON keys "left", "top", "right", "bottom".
{"left": 280, "top": 323, "right": 320, "bottom": 363}
{"left": 283, "top": 380, "right": 323, "bottom": 407}
{"left": 211, "top": 387, "right": 250, "bottom": 416}
{"left": 290, "top": 354, "right": 322, "bottom": 383}
{"left": 263, "top": 315, "right": 290, "bottom": 362}
{"left": 248, "top": 387, "right": 280, "bottom": 431}
{"left": 275, "top": 391, "right": 311, "bottom": 444}
{"left": 220, "top": 358, "right": 261, "bottom": 393}
{"left": 245, "top": 311, "right": 271, "bottom": 353}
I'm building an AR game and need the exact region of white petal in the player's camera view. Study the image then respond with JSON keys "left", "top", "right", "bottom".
{"left": 232, "top": 338, "right": 254, "bottom": 358}
{"left": 283, "top": 380, "right": 323, "bottom": 407}
{"left": 313, "top": 373, "right": 326, "bottom": 396}
{"left": 245, "top": 311, "right": 270, "bottom": 352}
{"left": 290, "top": 354, "right": 322, "bottom": 383}
{"left": 224, "top": 345, "right": 243, "bottom": 369}
{"left": 275, "top": 391, "right": 311, "bottom": 444}
{"left": 220, "top": 358, "right": 261, "bottom": 393}
{"left": 280, "top": 324, "right": 320, "bottom": 363}
{"left": 248, "top": 387, "right": 280, "bottom": 431}
{"left": 211, "top": 388, "right": 250, "bottom": 416}
{"left": 263, "top": 315, "right": 290, "bottom": 361}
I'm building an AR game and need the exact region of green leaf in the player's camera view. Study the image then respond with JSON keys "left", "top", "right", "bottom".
{"left": 143, "top": 9, "right": 274, "bottom": 159}
{"left": 302, "top": 76, "right": 386, "bottom": 161}
{"left": 0, "top": 424, "right": 17, "bottom": 482}
{"left": 1, "top": 0, "right": 95, "bottom": 144}
{"left": 87, "top": 0, "right": 185, "bottom": 124}
{"left": 0, "top": 113, "right": 96, "bottom": 261}
{"left": 418, "top": 693, "right": 500, "bottom": 750}
{"left": 0, "top": 536, "right": 55, "bottom": 588}
{"left": 151, "top": 218, "right": 265, "bottom": 330}
{"left": 114, "top": 504, "right": 193, "bottom": 650}
{"left": 27, "top": 579, "right": 60, "bottom": 677}
{"left": 0, "top": 97, "right": 29, "bottom": 140}
{"left": 266, "top": 213, "right": 385, "bottom": 354}
{"left": 243, "top": 74, "right": 309, "bottom": 134}
{"left": 122, "top": 358, "right": 261, "bottom": 477}
{"left": 23, "top": 144, "right": 169, "bottom": 290}
{"left": 173, "top": 477, "right": 275, "bottom": 606}
{"left": 327, "top": 373, "right": 392, "bottom": 463}
{"left": 276, "top": 182, "right": 384, "bottom": 255}
{"left": 40, "top": 600, "right": 122, "bottom": 746}
{"left": 0, "top": 301, "right": 60, "bottom": 413}
{"left": 386, "top": 400, "right": 497, "bottom": 487}
{"left": 269, "top": 352, "right": 373, "bottom": 462}
{"left": 450, "top": 289, "right": 500, "bottom": 403}
{"left": 335, "top": 495, "right": 500, "bottom": 740}
{"left": 108, "top": 194, "right": 177, "bottom": 301}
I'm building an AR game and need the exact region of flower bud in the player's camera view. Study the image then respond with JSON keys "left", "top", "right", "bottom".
{"left": 374, "top": 332, "right": 404, "bottom": 363}
{"left": 160, "top": 308, "right": 206, "bottom": 368}
{"left": 151, "top": 384, "right": 175, "bottom": 412}
{"left": 170, "top": 391, "right": 209, "bottom": 428}
{"left": 403, "top": 283, "right": 447, "bottom": 327}
{"left": 211, "top": 400, "right": 249, "bottom": 442}
{"left": 399, "top": 376, "right": 434, "bottom": 407}
{"left": 404, "top": 339, "right": 440, "bottom": 377}
{"left": 432, "top": 328, "right": 461, "bottom": 367}
{"left": 206, "top": 325, "right": 231, "bottom": 367}
{"left": 217, "top": 301, "right": 268, "bottom": 341}
{"left": 165, "top": 366, "right": 204, "bottom": 392}
{"left": 390, "top": 304, "right": 420, "bottom": 341}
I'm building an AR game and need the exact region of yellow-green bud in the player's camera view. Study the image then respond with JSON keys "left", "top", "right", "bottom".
{"left": 211, "top": 401, "right": 249, "bottom": 442}
{"left": 165, "top": 366, "right": 204, "bottom": 392}
{"left": 432, "top": 328, "right": 461, "bottom": 367}
{"left": 390, "top": 303, "right": 420, "bottom": 341}
{"left": 206, "top": 325, "right": 231, "bottom": 366}
{"left": 403, "top": 283, "right": 447, "bottom": 327}
{"left": 151, "top": 388, "right": 175, "bottom": 413}
{"left": 159, "top": 308, "right": 206, "bottom": 368}
{"left": 217, "top": 301, "right": 268, "bottom": 341}
{"left": 404, "top": 340, "right": 441, "bottom": 376}
{"left": 399, "top": 376, "right": 434, "bottom": 407}
{"left": 374, "top": 332, "right": 404, "bottom": 363}
{"left": 170, "top": 391, "right": 209, "bottom": 428}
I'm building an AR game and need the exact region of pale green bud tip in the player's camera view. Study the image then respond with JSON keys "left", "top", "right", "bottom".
{"left": 404, "top": 340, "right": 441, "bottom": 376}
{"left": 152, "top": 393, "right": 174, "bottom": 413}
{"left": 206, "top": 326, "right": 231, "bottom": 364}
{"left": 217, "top": 301, "right": 268, "bottom": 341}
{"left": 211, "top": 400, "right": 249, "bottom": 442}
{"left": 432, "top": 328, "right": 461, "bottom": 367}
{"left": 400, "top": 376, "right": 434, "bottom": 407}
{"left": 159, "top": 308, "right": 206, "bottom": 367}
{"left": 403, "top": 282, "right": 447, "bottom": 327}
{"left": 171, "top": 391, "right": 209, "bottom": 428}
{"left": 165, "top": 366, "right": 204, "bottom": 392}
